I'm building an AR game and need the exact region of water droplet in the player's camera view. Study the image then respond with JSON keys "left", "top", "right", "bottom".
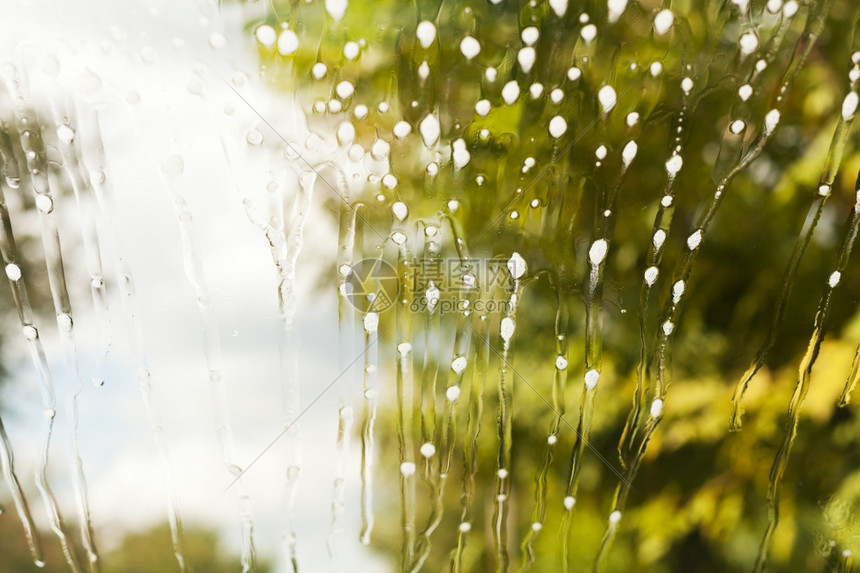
{"left": 687, "top": 229, "right": 703, "bottom": 250}
{"left": 672, "top": 280, "right": 686, "bottom": 303}
{"left": 5, "top": 263, "right": 21, "bottom": 281}
{"left": 764, "top": 109, "right": 781, "bottom": 134}
{"left": 500, "top": 317, "right": 516, "bottom": 342}
{"left": 426, "top": 283, "right": 440, "bottom": 310}
{"left": 584, "top": 369, "right": 600, "bottom": 389}
{"left": 35, "top": 194, "right": 54, "bottom": 214}
{"left": 662, "top": 320, "right": 675, "bottom": 336}
{"left": 416, "top": 20, "right": 437, "bottom": 49}
{"left": 256, "top": 25, "right": 277, "bottom": 47}
{"left": 458, "top": 522, "right": 471, "bottom": 532}
{"left": 56, "top": 124, "right": 75, "bottom": 144}
{"left": 563, "top": 496, "right": 576, "bottom": 510}
{"left": 460, "top": 36, "right": 481, "bottom": 60}
{"left": 730, "top": 119, "right": 746, "bottom": 134}
{"left": 419, "top": 114, "right": 441, "bottom": 147}
{"left": 446, "top": 385, "right": 461, "bottom": 401}
{"left": 555, "top": 355, "right": 568, "bottom": 370}
{"left": 729, "top": 25, "right": 758, "bottom": 55}
{"left": 626, "top": 112, "right": 640, "bottom": 127}
{"left": 651, "top": 398, "right": 664, "bottom": 418}
{"left": 335, "top": 80, "right": 354, "bottom": 100}
{"left": 363, "top": 312, "right": 379, "bottom": 333}
{"left": 654, "top": 9, "right": 675, "bottom": 35}
{"left": 278, "top": 30, "right": 299, "bottom": 56}
{"left": 209, "top": 32, "right": 226, "bottom": 49}
{"left": 679, "top": 78, "right": 694, "bottom": 97}
{"left": 399, "top": 462, "right": 416, "bottom": 477}
{"left": 622, "top": 141, "right": 638, "bottom": 167}
{"left": 644, "top": 266, "right": 659, "bottom": 286}
{"left": 246, "top": 129, "right": 264, "bottom": 145}
{"left": 843, "top": 92, "right": 859, "bottom": 120}
{"left": 451, "top": 356, "right": 468, "bottom": 374}
{"left": 521, "top": 26, "right": 540, "bottom": 46}
{"left": 57, "top": 313, "right": 73, "bottom": 333}
{"left": 502, "top": 81, "right": 520, "bottom": 105}
{"left": 549, "top": 116, "right": 567, "bottom": 138}
{"left": 589, "top": 239, "right": 608, "bottom": 265}
{"left": 766, "top": 0, "right": 783, "bottom": 13}
{"left": 609, "top": 510, "right": 622, "bottom": 525}
{"left": 829, "top": 271, "right": 841, "bottom": 288}
{"left": 507, "top": 252, "right": 527, "bottom": 279}
{"left": 420, "top": 443, "right": 436, "bottom": 457}
{"left": 580, "top": 24, "right": 597, "bottom": 43}
{"left": 392, "top": 121, "right": 412, "bottom": 139}
{"left": 475, "top": 99, "right": 491, "bottom": 116}
{"left": 452, "top": 139, "right": 471, "bottom": 168}
{"left": 598, "top": 85, "right": 617, "bottom": 113}
{"left": 546, "top": 0, "right": 567, "bottom": 16}
{"left": 518, "top": 47, "right": 536, "bottom": 73}
{"left": 666, "top": 155, "right": 683, "bottom": 176}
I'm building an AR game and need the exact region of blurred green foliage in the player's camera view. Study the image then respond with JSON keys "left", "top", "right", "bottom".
{"left": 248, "top": 0, "right": 860, "bottom": 570}
{"left": 0, "top": 518, "right": 270, "bottom": 572}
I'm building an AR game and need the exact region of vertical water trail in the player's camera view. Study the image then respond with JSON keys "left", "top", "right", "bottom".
{"left": 731, "top": 31, "right": 860, "bottom": 429}
{"left": 327, "top": 401, "right": 353, "bottom": 572}
{"left": 281, "top": 170, "right": 315, "bottom": 572}
{"left": 409, "top": 215, "right": 476, "bottom": 572}
{"left": 51, "top": 100, "right": 112, "bottom": 389}
{"left": 329, "top": 181, "right": 358, "bottom": 571}
{"left": 451, "top": 312, "right": 489, "bottom": 573}
{"left": 753, "top": 171, "right": 860, "bottom": 572}
{"left": 652, "top": 0, "right": 832, "bottom": 406}
{"left": 1, "top": 64, "right": 84, "bottom": 573}
{"left": 560, "top": 170, "right": 613, "bottom": 570}
{"left": 84, "top": 110, "right": 188, "bottom": 572}
{"left": 0, "top": 164, "right": 44, "bottom": 567}
{"left": 359, "top": 307, "right": 378, "bottom": 545}
{"left": 395, "top": 236, "right": 417, "bottom": 572}
{"left": 411, "top": 220, "right": 443, "bottom": 569}
{"left": 621, "top": 0, "right": 798, "bottom": 460}
{"left": 519, "top": 286, "right": 568, "bottom": 573}
{"left": 337, "top": 201, "right": 374, "bottom": 546}
{"left": 47, "top": 97, "right": 106, "bottom": 573}
{"left": 0, "top": 412, "right": 43, "bottom": 563}
{"left": 158, "top": 159, "right": 257, "bottom": 572}
{"left": 617, "top": 76, "right": 687, "bottom": 466}
{"left": 599, "top": 5, "right": 833, "bottom": 567}
{"left": 839, "top": 341, "right": 860, "bottom": 407}
{"left": 418, "top": 221, "right": 442, "bottom": 471}
{"left": 492, "top": 252, "right": 526, "bottom": 573}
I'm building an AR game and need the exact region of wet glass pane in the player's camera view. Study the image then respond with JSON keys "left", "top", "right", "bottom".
{"left": 0, "top": 0, "right": 859, "bottom": 571}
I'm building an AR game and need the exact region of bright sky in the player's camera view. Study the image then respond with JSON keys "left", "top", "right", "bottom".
{"left": 0, "top": 0, "right": 391, "bottom": 571}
